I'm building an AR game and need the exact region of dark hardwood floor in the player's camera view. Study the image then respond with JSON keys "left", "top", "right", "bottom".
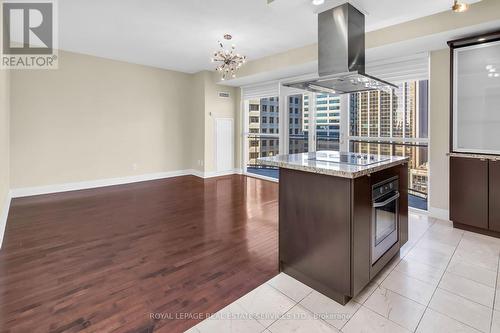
{"left": 0, "top": 175, "right": 279, "bottom": 333}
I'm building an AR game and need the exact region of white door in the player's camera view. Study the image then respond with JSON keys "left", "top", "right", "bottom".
{"left": 215, "top": 118, "right": 234, "bottom": 173}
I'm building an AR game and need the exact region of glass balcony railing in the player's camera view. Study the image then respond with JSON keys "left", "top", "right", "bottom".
{"left": 316, "top": 135, "right": 340, "bottom": 151}
{"left": 246, "top": 135, "right": 280, "bottom": 179}
{"left": 245, "top": 135, "right": 428, "bottom": 211}
{"left": 349, "top": 140, "right": 429, "bottom": 210}
{"left": 288, "top": 134, "right": 308, "bottom": 154}
{"left": 247, "top": 135, "right": 280, "bottom": 166}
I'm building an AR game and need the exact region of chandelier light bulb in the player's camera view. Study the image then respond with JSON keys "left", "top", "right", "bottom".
{"left": 452, "top": 0, "right": 469, "bottom": 13}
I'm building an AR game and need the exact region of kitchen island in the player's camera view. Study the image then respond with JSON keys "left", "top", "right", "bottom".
{"left": 258, "top": 151, "right": 409, "bottom": 305}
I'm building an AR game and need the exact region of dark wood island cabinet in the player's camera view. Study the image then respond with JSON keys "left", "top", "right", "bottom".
{"left": 259, "top": 151, "right": 408, "bottom": 305}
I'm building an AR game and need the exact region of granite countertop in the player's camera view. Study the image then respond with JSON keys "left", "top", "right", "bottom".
{"left": 448, "top": 152, "right": 500, "bottom": 161}
{"left": 257, "top": 151, "right": 409, "bottom": 179}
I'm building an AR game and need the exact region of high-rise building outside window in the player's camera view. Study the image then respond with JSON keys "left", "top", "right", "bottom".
{"left": 349, "top": 80, "right": 429, "bottom": 210}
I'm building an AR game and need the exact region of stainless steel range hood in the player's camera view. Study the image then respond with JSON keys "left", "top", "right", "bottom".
{"left": 284, "top": 3, "right": 397, "bottom": 94}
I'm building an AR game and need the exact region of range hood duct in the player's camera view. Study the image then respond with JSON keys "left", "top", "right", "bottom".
{"left": 284, "top": 3, "right": 397, "bottom": 94}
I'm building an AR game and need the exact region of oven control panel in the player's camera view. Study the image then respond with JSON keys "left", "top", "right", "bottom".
{"left": 372, "top": 177, "right": 399, "bottom": 201}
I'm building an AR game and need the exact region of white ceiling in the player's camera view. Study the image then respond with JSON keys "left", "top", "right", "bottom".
{"left": 58, "top": 0, "right": 481, "bottom": 73}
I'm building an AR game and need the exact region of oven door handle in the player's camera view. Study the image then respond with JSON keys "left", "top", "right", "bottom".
{"left": 373, "top": 192, "right": 400, "bottom": 208}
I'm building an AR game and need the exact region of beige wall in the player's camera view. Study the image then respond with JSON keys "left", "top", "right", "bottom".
{"left": 10, "top": 51, "right": 238, "bottom": 188}
{"left": 429, "top": 49, "right": 450, "bottom": 216}
{"left": 0, "top": 69, "right": 10, "bottom": 215}
{"left": 10, "top": 51, "right": 195, "bottom": 188}
{"left": 190, "top": 72, "right": 206, "bottom": 172}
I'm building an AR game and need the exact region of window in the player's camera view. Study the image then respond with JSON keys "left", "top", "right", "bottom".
{"left": 349, "top": 81, "right": 428, "bottom": 140}
{"left": 348, "top": 80, "right": 429, "bottom": 208}
{"left": 243, "top": 88, "right": 280, "bottom": 178}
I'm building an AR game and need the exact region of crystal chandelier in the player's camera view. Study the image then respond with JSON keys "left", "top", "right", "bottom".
{"left": 211, "top": 34, "right": 247, "bottom": 80}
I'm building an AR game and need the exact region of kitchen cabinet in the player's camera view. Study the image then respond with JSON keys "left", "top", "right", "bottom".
{"left": 277, "top": 162, "right": 408, "bottom": 305}
{"left": 450, "top": 157, "right": 488, "bottom": 229}
{"left": 449, "top": 33, "right": 500, "bottom": 155}
{"left": 489, "top": 160, "right": 500, "bottom": 232}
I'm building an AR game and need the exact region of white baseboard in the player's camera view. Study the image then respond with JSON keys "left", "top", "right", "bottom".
{"left": 428, "top": 206, "right": 450, "bottom": 221}
{"left": 191, "top": 168, "right": 242, "bottom": 179}
{"left": 0, "top": 191, "right": 12, "bottom": 250}
{"left": 409, "top": 207, "right": 428, "bottom": 215}
{"left": 10, "top": 168, "right": 245, "bottom": 198}
{"left": 11, "top": 170, "right": 193, "bottom": 198}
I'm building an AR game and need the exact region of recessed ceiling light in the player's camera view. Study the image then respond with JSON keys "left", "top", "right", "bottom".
{"left": 478, "top": 38, "right": 486, "bottom": 42}
{"left": 312, "top": 0, "right": 325, "bottom": 5}
{"left": 489, "top": 73, "right": 494, "bottom": 78}
{"left": 486, "top": 65, "right": 493, "bottom": 70}
{"left": 490, "top": 68, "right": 497, "bottom": 73}
{"left": 495, "top": 73, "right": 500, "bottom": 78}
{"left": 452, "top": 0, "right": 469, "bottom": 13}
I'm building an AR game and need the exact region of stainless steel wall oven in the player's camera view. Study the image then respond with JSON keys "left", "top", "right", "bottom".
{"left": 372, "top": 176, "right": 400, "bottom": 264}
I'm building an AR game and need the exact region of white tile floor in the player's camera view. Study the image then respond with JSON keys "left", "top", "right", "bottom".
{"left": 187, "top": 212, "right": 500, "bottom": 333}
